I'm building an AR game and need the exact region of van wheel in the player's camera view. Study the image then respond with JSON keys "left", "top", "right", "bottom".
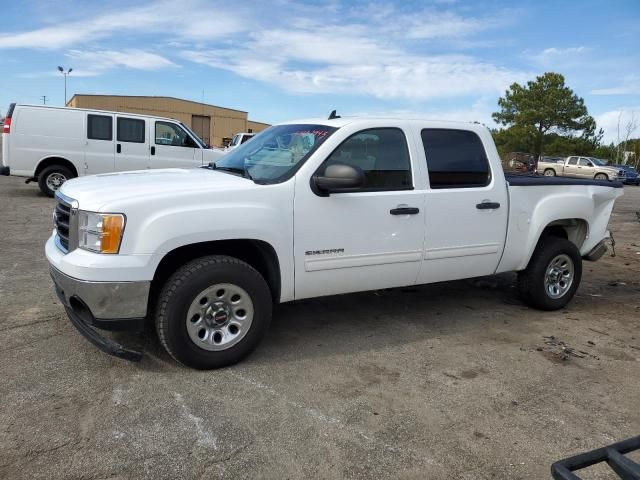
{"left": 155, "top": 255, "right": 272, "bottom": 369}
{"left": 543, "top": 169, "right": 556, "bottom": 176}
{"left": 517, "top": 237, "right": 582, "bottom": 311}
{"left": 38, "top": 165, "right": 74, "bottom": 197}
{"left": 594, "top": 173, "right": 608, "bottom": 181}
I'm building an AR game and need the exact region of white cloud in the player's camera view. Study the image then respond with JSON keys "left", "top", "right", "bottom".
{"left": 595, "top": 108, "right": 640, "bottom": 143}
{"left": 1, "top": 1, "right": 527, "bottom": 101}
{"left": 525, "top": 46, "right": 590, "bottom": 69}
{"left": 591, "top": 76, "right": 640, "bottom": 96}
{"left": 0, "top": 1, "right": 246, "bottom": 50}
{"left": 65, "top": 49, "right": 177, "bottom": 72}
{"left": 181, "top": 16, "right": 527, "bottom": 101}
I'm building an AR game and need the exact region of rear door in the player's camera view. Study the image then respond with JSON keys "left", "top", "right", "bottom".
{"left": 417, "top": 128, "right": 508, "bottom": 284}
{"left": 564, "top": 157, "right": 579, "bottom": 177}
{"left": 115, "top": 116, "right": 149, "bottom": 171}
{"left": 151, "top": 121, "right": 200, "bottom": 169}
{"left": 84, "top": 113, "right": 115, "bottom": 175}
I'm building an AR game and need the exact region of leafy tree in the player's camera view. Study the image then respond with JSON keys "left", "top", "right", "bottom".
{"left": 492, "top": 72, "right": 595, "bottom": 159}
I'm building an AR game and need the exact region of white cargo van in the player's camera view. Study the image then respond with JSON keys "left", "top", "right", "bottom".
{"left": 1, "top": 103, "right": 226, "bottom": 196}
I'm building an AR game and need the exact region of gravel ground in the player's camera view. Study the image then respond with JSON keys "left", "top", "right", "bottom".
{"left": 0, "top": 175, "right": 638, "bottom": 479}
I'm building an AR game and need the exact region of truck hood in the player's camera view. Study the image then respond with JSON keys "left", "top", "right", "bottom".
{"left": 58, "top": 168, "right": 255, "bottom": 211}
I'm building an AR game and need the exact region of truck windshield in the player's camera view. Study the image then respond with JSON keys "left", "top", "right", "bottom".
{"left": 591, "top": 158, "right": 606, "bottom": 166}
{"left": 213, "top": 124, "right": 337, "bottom": 183}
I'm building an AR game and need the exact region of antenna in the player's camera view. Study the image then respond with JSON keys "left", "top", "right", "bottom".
{"left": 328, "top": 110, "right": 340, "bottom": 120}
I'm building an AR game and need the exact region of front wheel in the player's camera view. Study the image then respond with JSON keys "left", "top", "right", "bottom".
{"left": 38, "top": 165, "right": 74, "bottom": 197}
{"left": 594, "top": 173, "right": 608, "bottom": 181}
{"left": 543, "top": 169, "right": 556, "bottom": 176}
{"left": 155, "top": 255, "right": 272, "bottom": 369}
{"left": 517, "top": 237, "right": 582, "bottom": 311}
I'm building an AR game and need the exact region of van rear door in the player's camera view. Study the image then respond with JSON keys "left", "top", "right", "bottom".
{"left": 85, "top": 113, "right": 115, "bottom": 175}
{"left": 115, "top": 116, "right": 149, "bottom": 171}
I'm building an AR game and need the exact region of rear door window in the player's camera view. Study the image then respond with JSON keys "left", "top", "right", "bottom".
{"left": 117, "top": 117, "right": 145, "bottom": 143}
{"left": 421, "top": 129, "right": 490, "bottom": 189}
{"left": 87, "top": 114, "right": 112, "bottom": 141}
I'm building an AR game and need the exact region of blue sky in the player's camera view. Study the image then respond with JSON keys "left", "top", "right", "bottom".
{"left": 1, "top": 0, "right": 638, "bottom": 142}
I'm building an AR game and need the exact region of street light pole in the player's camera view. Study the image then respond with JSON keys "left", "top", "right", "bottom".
{"left": 57, "top": 66, "right": 73, "bottom": 105}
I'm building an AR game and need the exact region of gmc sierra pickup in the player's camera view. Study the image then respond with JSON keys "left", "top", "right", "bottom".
{"left": 45, "top": 116, "right": 623, "bottom": 369}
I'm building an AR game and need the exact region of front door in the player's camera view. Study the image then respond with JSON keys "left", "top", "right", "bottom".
{"left": 151, "top": 121, "right": 200, "bottom": 169}
{"left": 115, "top": 116, "right": 149, "bottom": 171}
{"left": 418, "top": 128, "right": 508, "bottom": 284}
{"left": 84, "top": 113, "right": 115, "bottom": 175}
{"left": 294, "top": 127, "right": 425, "bottom": 300}
{"left": 578, "top": 157, "right": 593, "bottom": 178}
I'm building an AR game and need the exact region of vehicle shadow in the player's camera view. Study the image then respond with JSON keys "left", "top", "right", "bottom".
{"left": 132, "top": 273, "right": 524, "bottom": 370}
{"left": 249, "top": 272, "right": 526, "bottom": 365}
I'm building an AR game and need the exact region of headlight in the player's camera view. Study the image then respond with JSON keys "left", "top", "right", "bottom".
{"left": 78, "top": 211, "right": 125, "bottom": 254}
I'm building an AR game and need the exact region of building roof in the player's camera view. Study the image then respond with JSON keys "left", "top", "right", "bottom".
{"left": 67, "top": 94, "right": 248, "bottom": 114}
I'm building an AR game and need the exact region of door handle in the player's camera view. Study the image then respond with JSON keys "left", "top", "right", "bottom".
{"left": 476, "top": 202, "right": 500, "bottom": 210}
{"left": 116, "top": 144, "right": 121, "bottom": 154}
{"left": 151, "top": 146, "right": 156, "bottom": 155}
{"left": 390, "top": 207, "right": 420, "bottom": 215}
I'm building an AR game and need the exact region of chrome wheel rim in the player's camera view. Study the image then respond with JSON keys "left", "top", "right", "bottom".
{"left": 544, "top": 254, "right": 574, "bottom": 299}
{"left": 46, "top": 172, "right": 67, "bottom": 191}
{"left": 185, "top": 283, "right": 254, "bottom": 351}
{"left": 544, "top": 170, "right": 554, "bottom": 176}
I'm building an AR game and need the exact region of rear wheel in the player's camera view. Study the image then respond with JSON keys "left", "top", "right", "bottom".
{"left": 594, "top": 173, "right": 608, "bottom": 181}
{"left": 38, "top": 165, "right": 74, "bottom": 197}
{"left": 155, "top": 255, "right": 272, "bottom": 369}
{"left": 517, "top": 237, "right": 582, "bottom": 311}
{"left": 543, "top": 169, "right": 556, "bottom": 176}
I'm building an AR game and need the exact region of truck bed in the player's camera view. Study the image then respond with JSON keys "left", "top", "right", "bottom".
{"left": 506, "top": 174, "right": 624, "bottom": 189}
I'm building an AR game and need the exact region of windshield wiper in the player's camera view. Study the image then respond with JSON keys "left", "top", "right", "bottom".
{"left": 210, "top": 162, "right": 258, "bottom": 183}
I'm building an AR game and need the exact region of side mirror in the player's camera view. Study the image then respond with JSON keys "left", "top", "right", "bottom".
{"left": 313, "top": 163, "right": 364, "bottom": 195}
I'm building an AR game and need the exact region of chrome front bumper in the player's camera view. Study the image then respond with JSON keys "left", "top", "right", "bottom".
{"left": 49, "top": 266, "right": 150, "bottom": 321}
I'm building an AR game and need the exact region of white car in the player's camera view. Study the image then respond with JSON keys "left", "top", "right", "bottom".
{"left": 1, "top": 103, "right": 225, "bottom": 196}
{"left": 225, "top": 132, "right": 254, "bottom": 151}
{"left": 45, "top": 116, "right": 623, "bottom": 368}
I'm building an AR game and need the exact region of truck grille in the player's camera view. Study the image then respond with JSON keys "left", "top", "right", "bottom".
{"left": 54, "top": 199, "right": 71, "bottom": 252}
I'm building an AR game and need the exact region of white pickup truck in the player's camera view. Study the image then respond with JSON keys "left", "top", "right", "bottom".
{"left": 45, "top": 116, "right": 623, "bottom": 369}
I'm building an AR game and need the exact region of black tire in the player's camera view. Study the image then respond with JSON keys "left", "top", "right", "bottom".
{"left": 517, "top": 237, "right": 582, "bottom": 311}
{"left": 155, "top": 255, "right": 272, "bottom": 369}
{"left": 594, "top": 173, "right": 608, "bottom": 181}
{"left": 38, "top": 165, "right": 74, "bottom": 197}
{"left": 543, "top": 169, "right": 556, "bottom": 176}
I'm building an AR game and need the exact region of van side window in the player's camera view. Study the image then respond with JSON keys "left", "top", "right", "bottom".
{"left": 321, "top": 128, "right": 412, "bottom": 191}
{"left": 421, "top": 129, "right": 490, "bottom": 189}
{"left": 117, "top": 118, "right": 145, "bottom": 143}
{"left": 155, "top": 122, "right": 193, "bottom": 147}
{"left": 87, "top": 115, "right": 112, "bottom": 141}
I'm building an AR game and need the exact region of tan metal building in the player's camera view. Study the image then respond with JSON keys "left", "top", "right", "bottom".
{"left": 66, "top": 94, "right": 270, "bottom": 147}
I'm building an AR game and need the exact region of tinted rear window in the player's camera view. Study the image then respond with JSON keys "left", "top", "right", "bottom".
{"left": 117, "top": 117, "right": 145, "bottom": 143}
{"left": 87, "top": 114, "right": 112, "bottom": 141}
{"left": 421, "top": 129, "right": 490, "bottom": 189}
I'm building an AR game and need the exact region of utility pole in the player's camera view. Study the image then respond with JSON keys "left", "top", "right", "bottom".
{"left": 40, "top": 95, "right": 48, "bottom": 105}
{"left": 57, "top": 66, "right": 73, "bottom": 105}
